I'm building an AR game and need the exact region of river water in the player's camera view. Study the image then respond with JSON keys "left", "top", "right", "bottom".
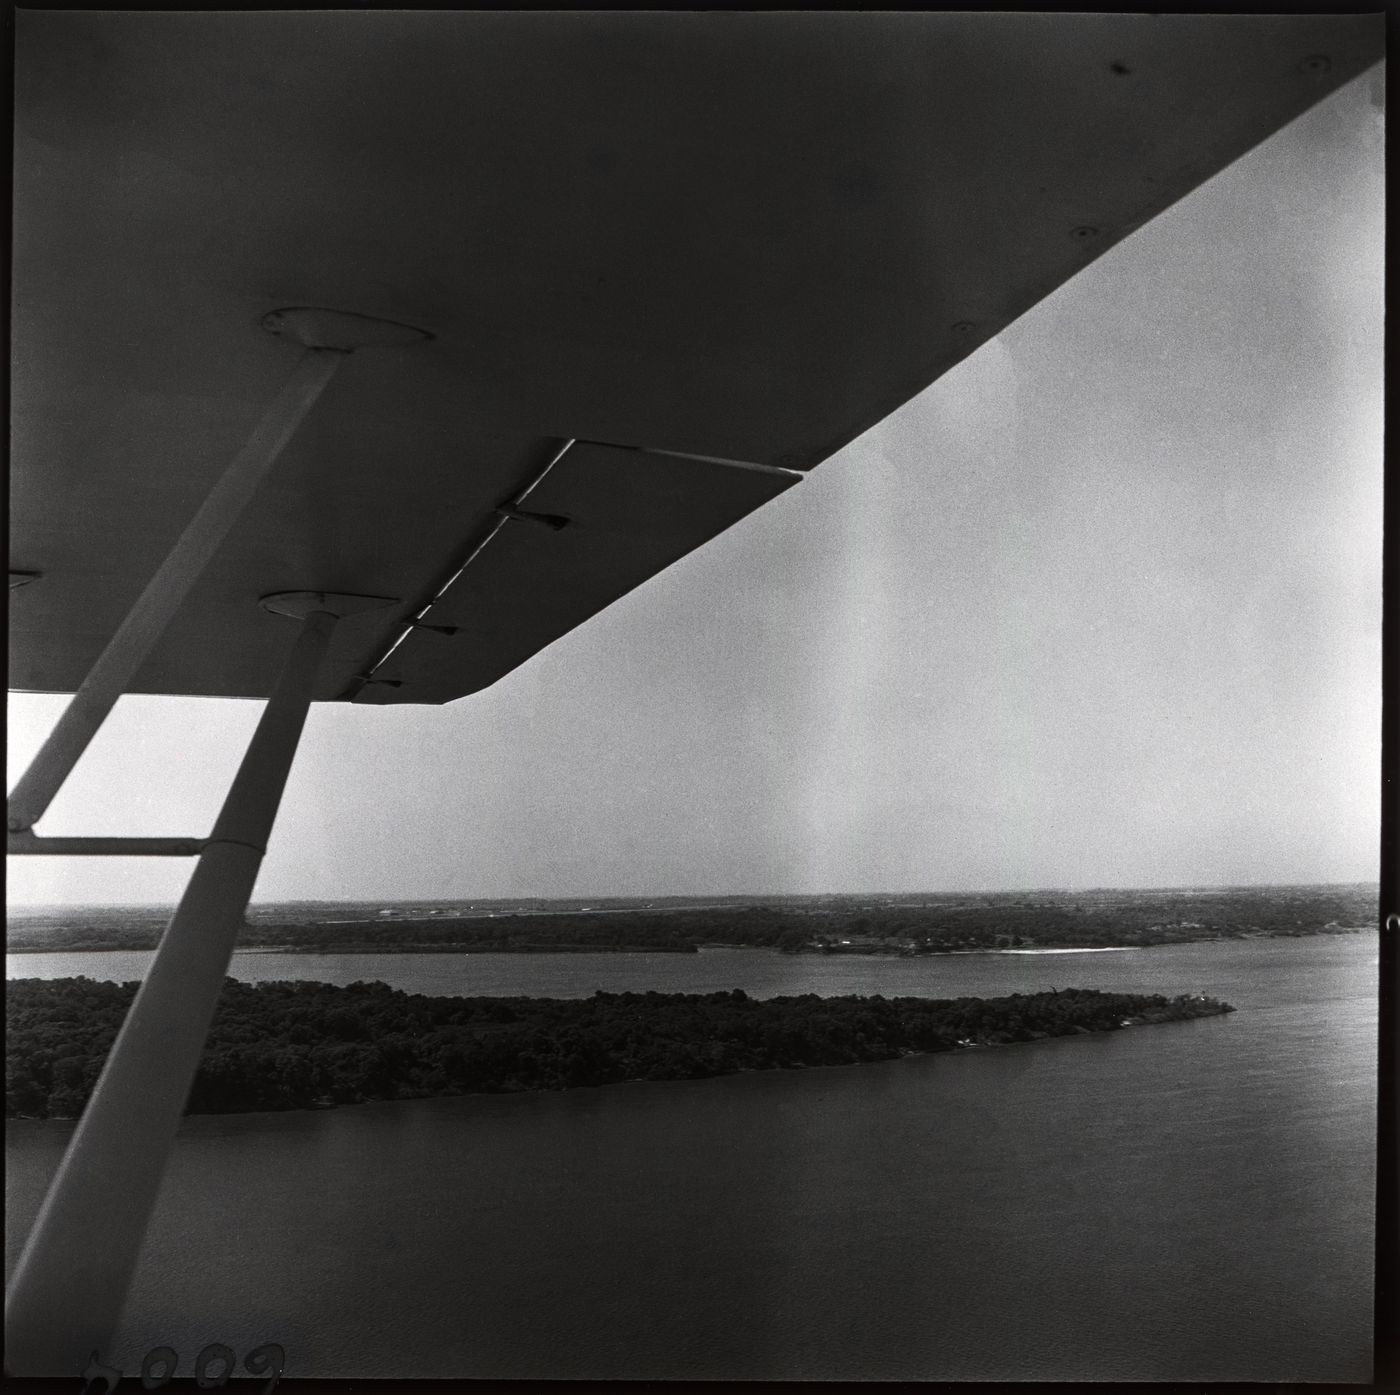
{"left": 5, "top": 935, "right": 1376, "bottom": 1381}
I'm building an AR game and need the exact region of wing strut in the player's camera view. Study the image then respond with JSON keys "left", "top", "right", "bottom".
{"left": 4, "top": 307, "right": 429, "bottom": 1375}
{"left": 4, "top": 593, "right": 392, "bottom": 1374}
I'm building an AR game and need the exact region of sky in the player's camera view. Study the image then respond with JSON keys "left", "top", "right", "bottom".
{"left": 7, "top": 67, "right": 1385, "bottom": 907}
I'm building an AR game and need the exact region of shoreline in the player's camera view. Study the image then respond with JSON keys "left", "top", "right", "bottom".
{"left": 5, "top": 942, "right": 1141, "bottom": 956}
{"left": 965, "top": 946, "right": 1134, "bottom": 955}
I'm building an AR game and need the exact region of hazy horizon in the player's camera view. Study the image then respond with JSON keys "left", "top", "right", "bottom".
{"left": 7, "top": 876, "right": 1382, "bottom": 917}
{"left": 7, "top": 68, "right": 1384, "bottom": 909}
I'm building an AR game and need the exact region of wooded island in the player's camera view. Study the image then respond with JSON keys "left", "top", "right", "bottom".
{"left": 7, "top": 977, "right": 1233, "bottom": 1119}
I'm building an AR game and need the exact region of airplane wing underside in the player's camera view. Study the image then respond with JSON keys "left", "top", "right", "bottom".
{"left": 9, "top": 11, "right": 1383, "bottom": 704}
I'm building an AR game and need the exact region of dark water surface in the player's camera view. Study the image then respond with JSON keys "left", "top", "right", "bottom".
{"left": 6, "top": 936, "right": 1375, "bottom": 1381}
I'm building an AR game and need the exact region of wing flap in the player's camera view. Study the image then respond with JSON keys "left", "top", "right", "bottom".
{"left": 352, "top": 443, "right": 799, "bottom": 704}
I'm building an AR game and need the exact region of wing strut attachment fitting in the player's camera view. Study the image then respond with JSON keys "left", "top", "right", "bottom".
{"left": 6, "top": 311, "right": 430, "bottom": 836}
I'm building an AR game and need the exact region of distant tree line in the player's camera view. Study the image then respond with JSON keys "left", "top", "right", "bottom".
{"left": 5, "top": 885, "right": 1377, "bottom": 957}
{"left": 6, "top": 977, "right": 1233, "bottom": 1119}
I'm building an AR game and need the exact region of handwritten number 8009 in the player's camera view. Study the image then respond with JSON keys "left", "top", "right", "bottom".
{"left": 81, "top": 1343, "right": 284, "bottom": 1393}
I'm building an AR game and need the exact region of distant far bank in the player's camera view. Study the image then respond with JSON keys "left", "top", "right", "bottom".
{"left": 7, "top": 884, "right": 1378, "bottom": 958}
